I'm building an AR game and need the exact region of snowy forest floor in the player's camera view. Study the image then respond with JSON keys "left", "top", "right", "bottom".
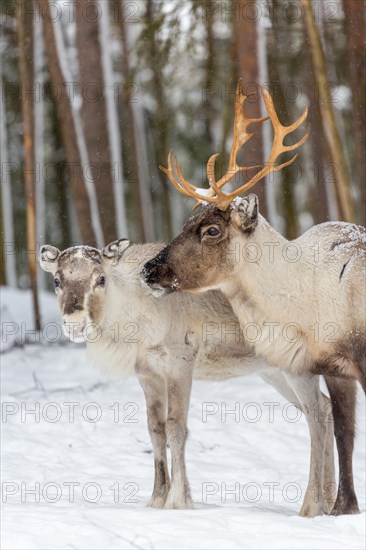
{"left": 1, "top": 289, "right": 365, "bottom": 550}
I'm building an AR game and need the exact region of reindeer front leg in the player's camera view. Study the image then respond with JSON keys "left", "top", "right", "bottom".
{"left": 164, "top": 368, "right": 194, "bottom": 509}
{"left": 138, "top": 369, "right": 170, "bottom": 508}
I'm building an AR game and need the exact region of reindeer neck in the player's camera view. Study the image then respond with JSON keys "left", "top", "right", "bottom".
{"left": 223, "top": 216, "right": 303, "bottom": 323}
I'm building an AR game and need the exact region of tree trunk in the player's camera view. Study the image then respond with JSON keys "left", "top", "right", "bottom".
{"left": 301, "top": 0, "right": 355, "bottom": 222}
{"left": 304, "top": 36, "right": 338, "bottom": 223}
{"left": 269, "top": 0, "right": 300, "bottom": 238}
{"left": 0, "top": 68, "right": 17, "bottom": 287}
{"left": 75, "top": 0, "right": 118, "bottom": 244}
{"left": 18, "top": 0, "right": 41, "bottom": 329}
{"left": 118, "top": 0, "right": 149, "bottom": 241}
{"left": 257, "top": 8, "right": 278, "bottom": 227}
{"left": 34, "top": 6, "right": 46, "bottom": 289}
{"left": 144, "top": 0, "right": 173, "bottom": 240}
{"left": 342, "top": 0, "right": 366, "bottom": 225}
{"left": 99, "top": 2, "right": 128, "bottom": 238}
{"left": 0, "top": 202, "right": 5, "bottom": 286}
{"left": 234, "top": 0, "right": 268, "bottom": 219}
{"left": 39, "top": 0, "right": 100, "bottom": 246}
{"left": 202, "top": 3, "right": 215, "bottom": 146}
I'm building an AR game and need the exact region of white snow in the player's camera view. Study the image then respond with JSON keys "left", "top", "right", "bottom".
{"left": 0, "top": 288, "right": 62, "bottom": 353}
{"left": 1, "top": 288, "right": 365, "bottom": 549}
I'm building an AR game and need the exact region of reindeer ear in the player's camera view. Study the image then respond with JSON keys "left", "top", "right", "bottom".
{"left": 231, "top": 194, "right": 259, "bottom": 234}
{"left": 39, "top": 245, "right": 60, "bottom": 273}
{"left": 103, "top": 239, "right": 130, "bottom": 264}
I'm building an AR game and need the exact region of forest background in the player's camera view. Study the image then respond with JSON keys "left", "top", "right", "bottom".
{"left": 1, "top": 0, "right": 365, "bottom": 328}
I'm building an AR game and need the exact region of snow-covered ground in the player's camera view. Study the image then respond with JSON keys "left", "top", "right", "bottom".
{"left": 1, "top": 289, "right": 365, "bottom": 549}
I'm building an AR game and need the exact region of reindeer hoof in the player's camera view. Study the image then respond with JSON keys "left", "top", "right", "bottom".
{"left": 164, "top": 492, "right": 194, "bottom": 510}
{"left": 330, "top": 502, "right": 360, "bottom": 516}
{"left": 164, "top": 500, "right": 194, "bottom": 510}
{"left": 147, "top": 494, "right": 169, "bottom": 508}
{"left": 299, "top": 502, "right": 328, "bottom": 518}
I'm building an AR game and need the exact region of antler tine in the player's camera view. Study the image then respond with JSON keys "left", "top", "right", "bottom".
{"left": 206, "top": 153, "right": 220, "bottom": 186}
{"left": 159, "top": 151, "right": 193, "bottom": 199}
{"left": 173, "top": 156, "right": 198, "bottom": 193}
{"left": 272, "top": 153, "right": 299, "bottom": 173}
{"left": 160, "top": 150, "right": 228, "bottom": 205}
{"left": 284, "top": 123, "right": 311, "bottom": 152}
{"left": 286, "top": 106, "right": 308, "bottom": 134}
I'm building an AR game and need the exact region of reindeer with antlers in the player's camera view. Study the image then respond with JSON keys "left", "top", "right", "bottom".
{"left": 142, "top": 81, "right": 366, "bottom": 516}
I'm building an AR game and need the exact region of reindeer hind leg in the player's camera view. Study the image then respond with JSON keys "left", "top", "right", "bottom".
{"left": 324, "top": 376, "right": 360, "bottom": 515}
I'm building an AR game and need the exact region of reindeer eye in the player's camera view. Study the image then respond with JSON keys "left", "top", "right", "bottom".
{"left": 54, "top": 278, "right": 61, "bottom": 288}
{"left": 203, "top": 226, "right": 221, "bottom": 238}
{"left": 97, "top": 275, "right": 106, "bottom": 287}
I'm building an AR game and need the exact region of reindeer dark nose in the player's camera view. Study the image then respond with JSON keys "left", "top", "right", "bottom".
{"left": 141, "top": 260, "right": 162, "bottom": 286}
{"left": 141, "top": 258, "right": 175, "bottom": 288}
{"left": 63, "top": 293, "right": 84, "bottom": 315}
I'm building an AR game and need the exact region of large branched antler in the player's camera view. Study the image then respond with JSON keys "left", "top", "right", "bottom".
{"left": 160, "top": 80, "right": 267, "bottom": 209}
{"left": 160, "top": 82, "right": 310, "bottom": 211}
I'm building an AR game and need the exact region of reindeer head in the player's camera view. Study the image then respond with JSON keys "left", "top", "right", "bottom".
{"left": 142, "top": 195, "right": 259, "bottom": 293}
{"left": 142, "top": 80, "right": 309, "bottom": 295}
{"left": 40, "top": 239, "right": 130, "bottom": 342}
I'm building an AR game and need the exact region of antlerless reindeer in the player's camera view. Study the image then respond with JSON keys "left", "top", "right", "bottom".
{"left": 40, "top": 240, "right": 335, "bottom": 516}
{"left": 142, "top": 81, "right": 366, "bottom": 516}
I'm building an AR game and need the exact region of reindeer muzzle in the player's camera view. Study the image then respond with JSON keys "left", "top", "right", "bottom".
{"left": 141, "top": 259, "right": 178, "bottom": 296}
